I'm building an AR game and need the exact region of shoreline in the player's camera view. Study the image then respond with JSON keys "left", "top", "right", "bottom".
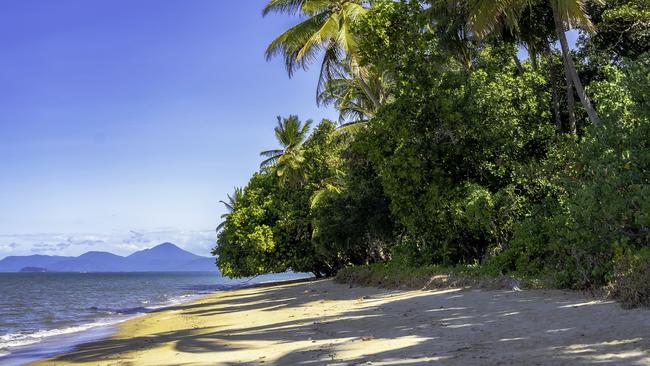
{"left": 1, "top": 275, "right": 314, "bottom": 366}
{"left": 28, "top": 278, "right": 650, "bottom": 365}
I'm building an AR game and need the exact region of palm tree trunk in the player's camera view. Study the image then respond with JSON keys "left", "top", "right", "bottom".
{"left": 513, "top": 54, "right": 523, "bottom": 74}
{"left": 350, "top": 60, "right": 382, "bottom": 112}
{"left": 552, "top": 8, "right": 602, "bottom": 128}
{"left": 529, "top": 44, "right": 539, "bottom": 71}
{"left": 357, "top": 75, "right": 382, "bottom": 111}
{"left": 543, "top": 46, "right": 562, "bottom": 130}
{"left": 560, "top": 51, "right": 578, "bottom": 134}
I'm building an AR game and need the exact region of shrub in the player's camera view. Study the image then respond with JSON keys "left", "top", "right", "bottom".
{"left": 361, "top": 44, "right": 555, "bottom": 265}
{"left": 497, "top": 54, "right": 650, "bottom": 290}
{"left": 609, "top": 247, "right": 650, "bottom": 308}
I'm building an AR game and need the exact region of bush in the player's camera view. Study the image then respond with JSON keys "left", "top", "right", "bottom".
{"left": 335, "top": 261, "right": 528, "bottom": 291}
{"left": 609, "top": 247, "right": 650, "bottom": 308}
{"left": 361, "top": 44, "right": 555, "bottom": 265}
{"left": 495, "top": 54, "right": 650, "bottom": 291}
{"left": 310, "top": 139, "right": 398, "bottom": 268}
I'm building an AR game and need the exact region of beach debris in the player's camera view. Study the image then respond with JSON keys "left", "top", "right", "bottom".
{"left": 355, "top": 295, "right": 372, "bottom": 304}
{"left": 360, "top": 336, "right": 374, "bottom": 341}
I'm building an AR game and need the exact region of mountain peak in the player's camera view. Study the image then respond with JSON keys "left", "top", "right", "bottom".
{"left": 126, "top": 242, "right": 202, "bottom": 261}
{"left": 152, "top": 242, "right": 179, "bottom": 250}
{"left": 79, "top": 251, "right": 122, "bottom": 258}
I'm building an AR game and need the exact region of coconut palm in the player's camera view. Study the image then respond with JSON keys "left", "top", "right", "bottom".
{"left": 318, "top": 64, "right": 392, "bottom": 125}
{"left": 263, "top": 0, "right": 381, "bottom": 108}
{"left": 276, "top": 148, "right": 308, "bottom": 186}
{"left": 467, "top": 0, "right": 603, "bottom": 128}
{"left": 216, "top": 187, "right": 243, "bottom": 232}
{"left": 260, "top": 115, "right": 313, "bottom": 169}
{"left": 424, "top": 0, "right": 479, "bottom": 72}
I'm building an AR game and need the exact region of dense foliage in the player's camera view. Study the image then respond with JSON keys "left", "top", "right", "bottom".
{"left": 214, "top": 0, "right": 650, "bottom": 306}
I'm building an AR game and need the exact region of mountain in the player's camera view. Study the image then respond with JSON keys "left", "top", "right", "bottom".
{"left": 52, "top": 251, "right": 128, "bottom": 272}
{"left": 0, "top": 243, "right": 219, "bottom": 273}
{"left": 0, "top": 254, "right": 75, "bottom": 272}
{"left": 124, "top": 243, "right": 216, "bottom": 271}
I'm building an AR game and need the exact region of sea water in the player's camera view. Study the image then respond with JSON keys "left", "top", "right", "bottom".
{"left": 0, "top": 271, "right": 309, "bottom": 365}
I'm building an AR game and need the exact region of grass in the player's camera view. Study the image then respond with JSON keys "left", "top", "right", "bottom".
{"left": 335, "top": 257, "right": 650, "bottom": 309}
{"left": 334, "top": 261, "right": 534, "bottom": 291}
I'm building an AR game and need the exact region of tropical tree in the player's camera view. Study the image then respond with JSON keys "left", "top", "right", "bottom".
{"left": 263, "top": 0, "right": 383, "bottom": 110}
{"left": 468, "top": 0, "right": 603, "bottom": 128}
{"left": 318, "top": 65, "right": 392, "bottom": 125}
{"left": 216, "top": 187, "right": 243, "bottom": 232}
{"left": 260, "top": 115, "right": 312, "bottom": 168}
{"left": 424, "top": 0, "right": 479, "bottom": 72}
{"left": 588, "top": 0, "right": 650, "bottom": 60}
{"left": 260, "top": 115, "right": 313, "bottom": 186}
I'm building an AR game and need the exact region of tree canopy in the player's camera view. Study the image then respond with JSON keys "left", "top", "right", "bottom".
{"left": 213, "top": 0, "right": 650, "bottom": 307}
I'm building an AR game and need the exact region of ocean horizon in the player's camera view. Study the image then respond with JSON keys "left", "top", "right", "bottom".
{"left": 0, "top": 271, "right": 310, "bottom": 365}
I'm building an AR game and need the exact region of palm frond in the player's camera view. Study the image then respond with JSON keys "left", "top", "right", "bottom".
{"left": 299, "top": 119, "right": 313, "bottom": 141}
{"left": 302, "top": 0, "right": 341, "bottom": 15}
{"left": 309, "top": 176, "right": 345, "bottom": 209}
{"left": 264, "top": 0, "right": 368, "bottom": 93}
{"left": 551, "top": 0, "right": 601, "bottom": 32}
{"left": 262, "top": 0, "right": 307, "bottom": 16}
{"left": 219, "top": 200, "right": 233, "bottom": 212}
{"left": 260, "top": 149, "right": 284, "bottom": 158}
{"left": 217, "top": 187, "right": 242, "bottom": 233}
{"left": 216, "top": 221, "right": 226, "bottom": 232}
{"left": 318, "top": 63, "right": 390, "bottom": 123}
{"left": 465, "top": 0, "right": 530, "bottom": 38}
{"left": 260, "top": 115, "right": 312, "bottom": 168}
{"left": 337, "top": 119, "right": 368, "bottom": 134}
{"left": 297, "top": 13, "right": 340, "bottom": 61}
{"left": 316, "top": 45, "right": 346, "bottom": 101}
{"left": 260, "top": 155, "right": 281, "bottom": 168}
{"left": 265, "top": 12, "right": 330, "bottom": 77}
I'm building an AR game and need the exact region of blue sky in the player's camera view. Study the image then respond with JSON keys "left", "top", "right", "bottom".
{"left": 0, "top": 2, "right": 581, "bottom": 258}
{"left": 0, "top": 0, "right": 336, "bottom": 257}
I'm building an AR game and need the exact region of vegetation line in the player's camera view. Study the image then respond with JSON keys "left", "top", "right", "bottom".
{"left": 214, "top": 0, "right": 650, "bottom": 309}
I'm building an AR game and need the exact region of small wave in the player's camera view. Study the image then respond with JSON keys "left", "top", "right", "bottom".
{"left": 0, "top": 281, "right": 249, "bottom": 360}
{"left": 88, "top": 306, "right": 151, "bottom": 315}
{"left": 0, "top": 320, "right": 117, "bottom": 352}
{"left": 177, "top": 284, "right": 240, "bottom": 292}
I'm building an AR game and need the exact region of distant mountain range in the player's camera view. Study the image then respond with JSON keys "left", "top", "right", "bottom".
{"left": 0, "top": 243, "right": 219, "bottom": 273}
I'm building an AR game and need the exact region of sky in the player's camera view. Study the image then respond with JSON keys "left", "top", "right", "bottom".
{"left": 0, "top": 0, "right": 337, "bottom": 257}
{"left": 0, "top": 2, "right": 581, "bottom": 259}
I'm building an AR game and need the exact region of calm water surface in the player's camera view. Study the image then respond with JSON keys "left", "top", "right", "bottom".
{"left": 0, "top": 271, "right": 309, "bottom": 363}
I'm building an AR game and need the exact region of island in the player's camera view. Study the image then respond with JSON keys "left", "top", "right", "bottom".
{"left": 19, "top": 266, "right": 48, "bottom": 273}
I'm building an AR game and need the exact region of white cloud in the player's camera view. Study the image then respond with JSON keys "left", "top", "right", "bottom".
{"left": 0, "top": 229, "right": 216, "bottom": 258}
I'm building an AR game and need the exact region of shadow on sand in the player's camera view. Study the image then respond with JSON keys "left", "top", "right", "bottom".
{"left": 42, "top": 279, "right": 650, "bottom": 365}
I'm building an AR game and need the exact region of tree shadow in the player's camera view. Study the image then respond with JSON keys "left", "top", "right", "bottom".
{"left": 42, "top": 280, "right": 650, "bottom": 365}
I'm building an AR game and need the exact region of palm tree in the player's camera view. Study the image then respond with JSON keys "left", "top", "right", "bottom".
{"left": 467, "top": 0, "right": 602, "bottom": 128}
{"left": 263, "top": 0, "right": 381, "bottom": 107}
{"left": 216, "top": 187, "right": 243, "bottom": 232}
{"left": 425, "top": 0, "right": 479, "bottom": 72}
{"left": 260, "top": 115, "right": 313, "bottom": 169}
{"left": 276, "top": 147, "right": 308, "bottom": 186}
{"left": 318, "top": 64, "right": 392, "bottom": 125}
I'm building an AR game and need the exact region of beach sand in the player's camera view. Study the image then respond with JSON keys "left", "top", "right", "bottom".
{"left": 31, "top": 279, "right": 650, "bottom": 365}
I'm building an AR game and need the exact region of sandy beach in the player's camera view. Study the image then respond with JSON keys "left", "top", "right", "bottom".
{"left": 31, "top": 279, "right": 650, "bottom": 366}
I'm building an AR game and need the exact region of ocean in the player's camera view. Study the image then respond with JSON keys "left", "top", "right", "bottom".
{"left": 0, "top": 271, "right": 310, "bottom": 365}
